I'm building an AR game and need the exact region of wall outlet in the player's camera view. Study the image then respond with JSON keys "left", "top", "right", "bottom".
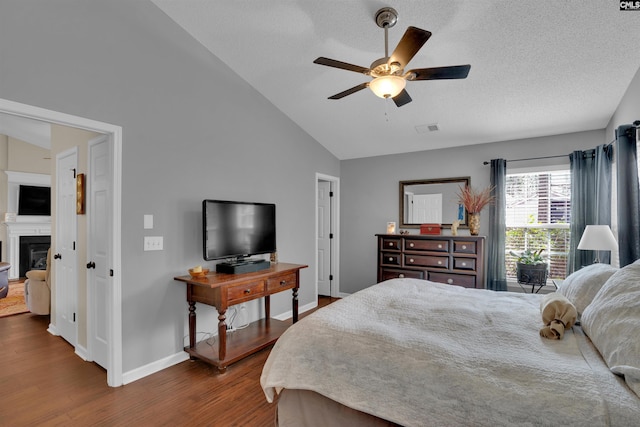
{"left": 143, "top": 236, "right": 163, "bottom": 251}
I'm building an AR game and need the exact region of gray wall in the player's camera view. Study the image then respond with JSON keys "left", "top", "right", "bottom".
{"left": 339, "top": 130, "right": 605, "bottom": 294}
{"left": 0, "top": 1, "right": 339, "bottom": 372}
{"left": 606, "top": 66, "right": 640, "bottom": 139}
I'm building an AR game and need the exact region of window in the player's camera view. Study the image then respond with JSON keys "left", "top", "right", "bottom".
{"left": 505, "top": 170, "right": 571, "bottom": 281}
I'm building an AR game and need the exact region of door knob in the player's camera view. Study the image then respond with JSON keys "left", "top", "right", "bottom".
{"left": 87, "top": 261, "right": 96, "bottom": 269}
{"left": 54, "top": 253, "right": 62, "bottom": 260}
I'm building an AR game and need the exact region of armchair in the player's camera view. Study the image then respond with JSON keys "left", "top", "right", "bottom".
{"left": 0, "top": 262, "right": 10, "bottom": 299}
{"left": 24, "top": 248, "right": 51, "bottom": 315}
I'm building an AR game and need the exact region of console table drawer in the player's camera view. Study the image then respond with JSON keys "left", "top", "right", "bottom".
{"left": 380, "top": 269, "right": 424, "bottom": 281}
{"left": 405, "top": 239, "right": 449, "bottom": 252}
{"left": 428, "top": 272, "right": 476, "bottom": 288}
{"left": 454, "top": 257, "right": 476, "bottom": 270}
{"left": 405, "top": 254, "right": 449, "bottom": 269}
{"left": 381, "top": 238, "right": 402, "bottom": 250}
{"left": 381, "top": 253, "right": 401, "bottom": 266}
{"left": 227, "top": 281, "right": 265, "bottom": 303}
{"left": 453, "top": 241, "right": 477, "bottom": 254}
{"left": 266, "top": 273, "right": 297, "bottom": 292}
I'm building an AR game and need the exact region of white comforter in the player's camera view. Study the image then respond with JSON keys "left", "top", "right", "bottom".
{"left": 261, "top": 279, "right": 640, "bottom": 426}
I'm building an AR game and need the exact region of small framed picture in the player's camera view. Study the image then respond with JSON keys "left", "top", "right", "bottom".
{"left": 387, "top": 222, "right": 396, "bottom": 234}
{"left": 76, "top": 173, "right": 85, "bottom": 214}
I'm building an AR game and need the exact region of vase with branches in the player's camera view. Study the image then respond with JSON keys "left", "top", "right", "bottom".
{"left": 456, "top": 185, "right": 495, "bottom": 235}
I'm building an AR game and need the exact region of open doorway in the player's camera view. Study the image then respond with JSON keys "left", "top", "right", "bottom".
{"left": 316, "top": 173, "right": 340, "bottom": 299}
{"left": 0, "top": 98, "right": 123, "bottom": 387}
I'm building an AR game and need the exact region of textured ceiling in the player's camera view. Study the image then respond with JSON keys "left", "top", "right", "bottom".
{"left": 153, "top": 1, "right": 640, "bottom": 159}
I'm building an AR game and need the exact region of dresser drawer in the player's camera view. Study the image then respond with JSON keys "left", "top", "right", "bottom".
{"left": 266, "top": 273, "right": 297, "bottom": 293}
{"left": 453, "top": 241, "right": 477, "bottom": 254}
{"left": 405, "top": 239, "right": 449, "bottom": 252}
{"left": 226, "top": 280, "right": 265, "bottom": 303}
{"left": 381, "top": 238, "right": 402, "bottom": 250}
{"left": 428, "top": 272, "right": 477, "bottom": 288}
{"left": 380, "top": 269, "right": 424, "bottom": 281}
{"left": 453, "top": 257, "right": 476, "bottom": 270}
{"left": 405, "top": 254, "right": 449, "bottom": 269}
{"left": 381, "top": 253, "right": 401, "bottom": 266}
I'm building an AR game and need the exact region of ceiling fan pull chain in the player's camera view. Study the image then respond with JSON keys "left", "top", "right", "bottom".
{"left": 385, "top": 97, "right": 390, "bottom": 122}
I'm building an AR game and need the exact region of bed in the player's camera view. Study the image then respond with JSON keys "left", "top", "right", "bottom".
{"left": 261, "top": 260, "right": 640, "bottom": 426}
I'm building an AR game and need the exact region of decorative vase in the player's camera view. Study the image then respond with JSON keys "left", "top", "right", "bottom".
{"left": 469, "top": 213, "right": 481, "bottom": 235}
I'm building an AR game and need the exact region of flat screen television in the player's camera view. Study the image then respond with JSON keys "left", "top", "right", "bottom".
{"left": 18, "top": 185, "right": 51, "bottom": 216}
{"left": 202, "top": 199, "right": 276, "bottom": 261}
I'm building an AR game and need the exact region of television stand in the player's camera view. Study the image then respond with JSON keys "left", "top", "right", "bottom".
{"left": 174, "top": 262, "right": 308, "bottom": 371}
{"left": 216, "top": 258, "right": 270, "bottom": 274}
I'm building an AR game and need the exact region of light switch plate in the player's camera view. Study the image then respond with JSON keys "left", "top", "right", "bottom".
{"left": 144, "top": 214, "right": 153, "bottom": 229}
{"left": 144, "top": 236, "right": 163, "bottom": 251}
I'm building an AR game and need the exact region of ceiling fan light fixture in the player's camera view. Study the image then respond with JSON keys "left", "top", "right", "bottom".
{"left": 369, "top": 75, "right": 406, "bottom": 98}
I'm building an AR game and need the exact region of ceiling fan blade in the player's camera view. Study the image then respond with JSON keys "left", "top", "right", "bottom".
{"left": 328, "top": 82, "right": 369, "bottom": 100}
{"left": 392, "top": 89, "right": 412, "bottom": 107}
{"left": 389, "top": 27, "right": 432, "bottom": 68}
{"left": 314, "top": 57, "right": 370, "bottom": 74}
{"left": 408, "top": 65, "right": 471, "bottom": 80}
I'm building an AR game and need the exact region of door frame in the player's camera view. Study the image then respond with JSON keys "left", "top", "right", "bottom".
{"left": 315, "top": 173, "right": 340, "bottom": 298}
{"left": 0, "top": 98, "right": 123, "bottom": 387}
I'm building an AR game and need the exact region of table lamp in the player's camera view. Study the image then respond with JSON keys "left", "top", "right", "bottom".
{"left": 577, "top": 225, "right": 618, "bottom": 263}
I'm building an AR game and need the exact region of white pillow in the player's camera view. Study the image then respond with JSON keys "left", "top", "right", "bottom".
{"left": 558, "top": 263, "right": 618, "bottom": 315}
{"left": 581, "top": 259, "right": 640, "bottom": 398}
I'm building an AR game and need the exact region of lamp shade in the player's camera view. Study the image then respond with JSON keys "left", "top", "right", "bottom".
{"left": 369, "top": 75, "right": 406, "bottom": 98}
{"left": 577, "top": 225, "right": 618, "bottom": 251}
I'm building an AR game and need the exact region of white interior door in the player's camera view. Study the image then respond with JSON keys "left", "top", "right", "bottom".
{"left": 317, "top": 181, "right": 331, "bottom": 296}
{"left": 87, "top": 135, "right": 112, "bottom": 369}
{"left": 55, "top": 148, "right": 78, "bottom": 346}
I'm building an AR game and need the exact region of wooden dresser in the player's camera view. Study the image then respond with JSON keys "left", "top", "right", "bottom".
{"left": 376, "top": 234, "right": 485, "bottom": 289}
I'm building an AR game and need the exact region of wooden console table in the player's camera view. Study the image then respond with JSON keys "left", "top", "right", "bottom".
{"left": 174, "top": 262, "right": 307, "bottom": 371}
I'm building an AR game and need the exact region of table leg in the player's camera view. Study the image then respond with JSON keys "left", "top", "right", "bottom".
{"left": 188, "top": 300, "right": 196, "bottom": 350}
{"left": 265, "top": 295, "right": 271, "bottom": 321}
{"left": 218, "top": 309, "right": 227, "bottom": 361}
{"left": 292, "top": 286, "right": 299, "bottom": 323}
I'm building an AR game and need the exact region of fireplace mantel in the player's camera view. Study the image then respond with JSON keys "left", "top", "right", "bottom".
{"left": 4, "top": 171, "right": 52, "bottom": 280}
{"left": 3, "top": 221, "right": 51, "bottom": 280}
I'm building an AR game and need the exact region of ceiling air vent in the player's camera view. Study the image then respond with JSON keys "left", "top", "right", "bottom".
{"left": 415, "top": 123, "right": 439, "bottom": 134}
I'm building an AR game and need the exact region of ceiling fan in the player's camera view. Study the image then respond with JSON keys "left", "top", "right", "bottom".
{"left": 313, "top": 7, "right": 470, "bottom": 107}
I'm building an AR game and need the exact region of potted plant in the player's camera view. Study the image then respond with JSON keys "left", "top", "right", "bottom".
{"left": 509, "top": 249, "right": 549, "bottom": 285}
{"left": 456, "top": 185, "right": 494, "bottom": 235}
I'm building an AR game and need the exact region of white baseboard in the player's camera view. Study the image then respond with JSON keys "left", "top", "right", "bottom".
{"left": 272, "top": 300, "right": 317, "bottom": 321}
{"left": 122, "top": 351, "right": 190, "bottom": 385}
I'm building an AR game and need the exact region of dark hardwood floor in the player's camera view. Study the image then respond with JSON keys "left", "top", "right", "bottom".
{"left": 0, "top": 296, "right": 337, "bottom": 426}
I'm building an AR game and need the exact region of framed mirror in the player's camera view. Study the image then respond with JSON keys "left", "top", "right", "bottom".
{"left": 399, "top": 177, "right": 470, "bottom": 229}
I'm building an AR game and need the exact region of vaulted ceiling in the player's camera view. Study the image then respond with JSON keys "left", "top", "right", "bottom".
{"left": 151, "top": 1, "right": 640, "bottom": 160}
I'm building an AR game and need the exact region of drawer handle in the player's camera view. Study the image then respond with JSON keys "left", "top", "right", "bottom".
{"left": 389, "top": 257, "right": 394, "bottom": 262}
{"left": 447, "top": 279, "right": 453, "bottom": 284}
{"left": 462, "top": 245, "right": 467, "bottom": 250}
{"left": 280, "top": 280, "right": 287, "bottom": 286}
{"left": 461, "top": 262, "right": 467, "bottom": 267}
{"left": 438, "top": 244, "right": 442, "bottom": 249}
{"left": 437, "top": 260, "right": 442, "bottom": 265}
{"left": 409, "top": 258, "right": 414, "bottom": 263}
{"left": 244, "top": 289, "right": 251, "bottom": 294}
{"left": 388, "top": 242, "right": 393, "bottom": 247}
{"left": 409, "top": 242, "right": 414, "bottom": 247}
{"left": 398, "top": 274, "right": 405, "bottom": 278}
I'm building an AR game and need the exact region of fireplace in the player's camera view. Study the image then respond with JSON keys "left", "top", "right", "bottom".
{"left": 3, "top": 171, "right": 52, "bottom": 279}
{"left": 19, "top": 236, "right": 51, "bottom": 277}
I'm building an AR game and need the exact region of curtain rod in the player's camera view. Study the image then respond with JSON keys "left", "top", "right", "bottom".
{"left": 482, "top": 154, "right": 566, "bottom": 165}
{"left": 482, "top": 121, "right": 639, "bottom": 165}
